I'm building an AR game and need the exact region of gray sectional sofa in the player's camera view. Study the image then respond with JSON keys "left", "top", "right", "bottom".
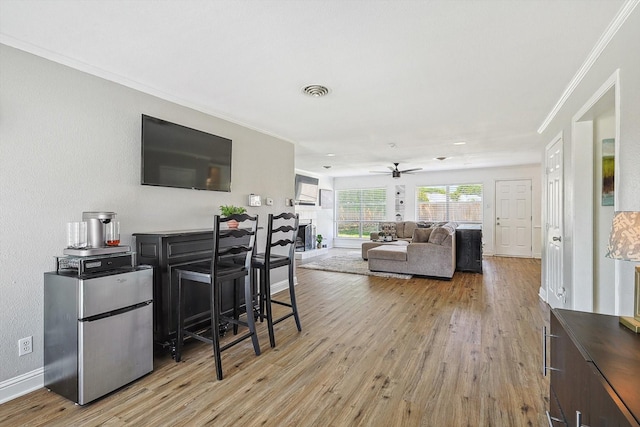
{"left": 367, "top": 222, "right": 458, "bottom": 279}
{"left": 362, "top": 221, "right": 429, "bottom": 260}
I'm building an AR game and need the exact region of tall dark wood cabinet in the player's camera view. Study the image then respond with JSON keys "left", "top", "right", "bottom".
{"left": 546, "top": 309, "right": 640, "bottom": 426}
{"left": 133, "top": 230, "right": 243, "bottom": 351}
{"left": 455, "top": 224, "right": 482, "bottom": 273}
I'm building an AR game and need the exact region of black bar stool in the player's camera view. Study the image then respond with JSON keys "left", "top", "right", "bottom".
{"left": 175, "top": 213, "right": 260, "bottom": 380}
{"left": 251, "top": 212, "right": 301, "bottom": 348}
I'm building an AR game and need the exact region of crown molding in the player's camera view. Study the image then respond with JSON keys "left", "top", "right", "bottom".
{"left": 537, "top": 0, "right": 639, "bottom": 134}
{"left": 0, "top": 36, "right": 296, "bottom": 146}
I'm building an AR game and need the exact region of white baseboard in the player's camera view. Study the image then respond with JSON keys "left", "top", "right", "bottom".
{"left": 294, "top": 247, "right": 329, "bottom": 260}
{"left": 0, "top": 278, "right": 297, "bottom": 406}
{"left": 270, "top": 277, "right": 294, "bottom": 295}
{"left": 0, "top": 368, "right": 44, "bottom": 404}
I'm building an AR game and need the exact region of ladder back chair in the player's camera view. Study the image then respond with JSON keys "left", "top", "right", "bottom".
{"left": 252, "top": 212, "right": 301, "bottom": 348}
{"left": 175, "top": 213, "right": 260, "bottom": 380}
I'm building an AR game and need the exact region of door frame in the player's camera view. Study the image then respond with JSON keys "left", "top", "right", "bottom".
{"left": 570, "top": 70, "right": 620, "bottom": 313}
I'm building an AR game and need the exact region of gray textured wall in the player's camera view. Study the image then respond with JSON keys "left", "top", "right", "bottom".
{"left": 0, "top": 45, "right": 295, "bottom": 385}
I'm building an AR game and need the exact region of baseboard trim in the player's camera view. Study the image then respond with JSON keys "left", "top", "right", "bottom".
{"left": 270, "top": 278, "right": 291, "bottom": 295}
{"left": 0, "top": 368, "right": 44, "bottom": 404}
{"left": 1, "top": 278, "right": 297, "bottom": 406}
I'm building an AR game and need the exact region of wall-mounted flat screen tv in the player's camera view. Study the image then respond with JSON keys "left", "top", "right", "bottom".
{"left": 295, "top": 174, "right": 319, "bottom": 205}
{"left": 141, "top": 114, "right": 232, "bottom": 192}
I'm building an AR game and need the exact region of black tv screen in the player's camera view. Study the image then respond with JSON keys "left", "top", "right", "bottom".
{"left": 295, "top": 174, "right": 319, "bottom": 205}
{"left": 141, "top": 114, "right": 232, "bottom": 192}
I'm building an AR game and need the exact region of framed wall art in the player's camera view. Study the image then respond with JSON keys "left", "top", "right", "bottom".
{"left": 602, "top": 138, "right": 614, "bottom": 206}
{"left": 320, "top": 189, "right": 333, "bottom": 209}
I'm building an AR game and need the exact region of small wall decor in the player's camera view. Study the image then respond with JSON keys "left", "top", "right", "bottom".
{"left": 320, "top": 189, "right": 333, "bottom": 209}
{"left": 249, "top": 194, "right": 262, "bottom": 207}
{"left": 395, "top": 185, "right": 405, "bottom": 220}
{"left": 602, "top": 138, "right": 614, "bottom": 206}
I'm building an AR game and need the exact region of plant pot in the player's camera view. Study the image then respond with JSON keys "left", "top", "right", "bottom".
{"left": 317, "top": 243, "right": 322, "bottom": 249}
{"left": 227, "top": 219, "right": 239, "bottom": 229}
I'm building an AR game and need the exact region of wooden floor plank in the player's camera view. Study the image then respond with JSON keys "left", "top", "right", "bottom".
{"left": 0, "top": 255, "right": 548, "bottom": 426}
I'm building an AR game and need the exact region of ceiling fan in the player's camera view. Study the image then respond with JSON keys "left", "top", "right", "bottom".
{"left": 370, "top": 162, "right": 422, "bottom": 178}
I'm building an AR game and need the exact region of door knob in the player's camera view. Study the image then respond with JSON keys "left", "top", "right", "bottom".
{"left": 552, "top": 236, "right": 562, "bottom": 242}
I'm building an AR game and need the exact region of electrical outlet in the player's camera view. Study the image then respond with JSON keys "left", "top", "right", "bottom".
{"left": 19, "top": 336, "right": 32, "bottom": 356}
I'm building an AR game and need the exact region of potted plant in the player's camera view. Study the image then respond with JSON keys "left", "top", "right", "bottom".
{"left": 219, "top": 205, "right": 247, "bottom": 228}
{"left": 316, "top": 234, "right": 323, "bottom": 249}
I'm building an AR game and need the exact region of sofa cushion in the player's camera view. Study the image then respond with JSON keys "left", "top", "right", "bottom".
{"left": 361, "top": 240, "right": 409, "bottom": 259}
{"left": 412, "top": 228, "right": 433, "bottom": 243}
{"left": 428, "top": 227, "right": 450, "bottom": 245}
{"left": 367, "top": 245, "right": 407, "bottom": 261}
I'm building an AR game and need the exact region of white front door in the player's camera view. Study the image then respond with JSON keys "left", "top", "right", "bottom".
{"left": 495, "top": 180, "right": 532, "bottom": 257}
{"left": 545, "top": 135, "right": 567, "bottom": 308}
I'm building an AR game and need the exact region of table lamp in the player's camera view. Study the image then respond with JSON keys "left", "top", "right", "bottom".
{"left": 606, "top": 211, "right": 640, "bottom": 333}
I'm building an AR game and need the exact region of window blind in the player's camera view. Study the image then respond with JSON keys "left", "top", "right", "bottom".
{"left": 336, "top": 188, "right": 386, "bottom": 238}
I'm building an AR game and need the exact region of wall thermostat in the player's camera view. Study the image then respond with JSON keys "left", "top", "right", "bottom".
{"left": 249, "top": 194, "right": 262, "bottom": 206}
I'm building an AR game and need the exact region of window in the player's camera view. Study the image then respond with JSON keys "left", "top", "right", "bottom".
{"left": 336, "top": 188, "right": 386, "bottom": 238}
{"left": 416, "top": 184, "right": 482, "bottom": 222}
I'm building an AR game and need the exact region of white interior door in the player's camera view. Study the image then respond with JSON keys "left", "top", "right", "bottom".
{"left": 495, "top": 180, "right": 532, "bottom": 257}
{"left": 545, "top": 136, "right": 566, "bottom": 308}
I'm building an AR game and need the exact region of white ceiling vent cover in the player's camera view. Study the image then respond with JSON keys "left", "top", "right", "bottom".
{"left": 302, "top": 85, "right": 330, "bottom": 97}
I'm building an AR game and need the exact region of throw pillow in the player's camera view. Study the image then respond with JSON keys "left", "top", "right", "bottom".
{"left": 428, "top": 227, "right": 449, "bottom": 245}
{"left": 403, "top": 222, "right": 418, "bottom": 239}
{"left": 412, "top": 228, "right": 433, "bottom": 243}
{"left": 380, "top": 222, "right": 397, "bottom": 238}
{"left": 442, "top": 224, "right": 455, "bottom": 233}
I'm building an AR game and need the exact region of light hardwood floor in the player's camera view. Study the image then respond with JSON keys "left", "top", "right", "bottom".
{"left": 1, "top": 255, "right": 549, "bottom": 426}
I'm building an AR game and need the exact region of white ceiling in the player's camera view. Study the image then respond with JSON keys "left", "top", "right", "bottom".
{"left": 0, "top": 0, "right": 627, "bottom": 177}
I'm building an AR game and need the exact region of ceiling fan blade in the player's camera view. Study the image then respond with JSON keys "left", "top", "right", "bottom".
{"left": 388, "top": 166, "right": 397, "bottom": 171}
{"left": 400, "top": 168, "right": 422, "bottom": 173}
{"left": 369, "top": 170, "right": 391, "bottom": 174}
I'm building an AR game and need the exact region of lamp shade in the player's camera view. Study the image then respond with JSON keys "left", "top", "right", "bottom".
{"left": 606, "top": 211, "right": 640, "bottom": 261}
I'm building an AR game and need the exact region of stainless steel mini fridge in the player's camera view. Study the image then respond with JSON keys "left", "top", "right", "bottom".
{"left": 44, "top": 265, "right": 153, "bottom": 405}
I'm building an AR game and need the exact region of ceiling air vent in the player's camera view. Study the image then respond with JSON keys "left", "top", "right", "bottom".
{"left": 302, "top": 85, "right": 330, "bottom": 97}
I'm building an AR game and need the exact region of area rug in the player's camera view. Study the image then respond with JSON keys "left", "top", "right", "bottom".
{"left": 298, "top": 250, "right": 412, "bottom": 279}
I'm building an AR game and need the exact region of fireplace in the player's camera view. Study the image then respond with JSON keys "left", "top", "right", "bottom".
{"left": 296, "top": 223, "right": 316, "bottom": 251}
